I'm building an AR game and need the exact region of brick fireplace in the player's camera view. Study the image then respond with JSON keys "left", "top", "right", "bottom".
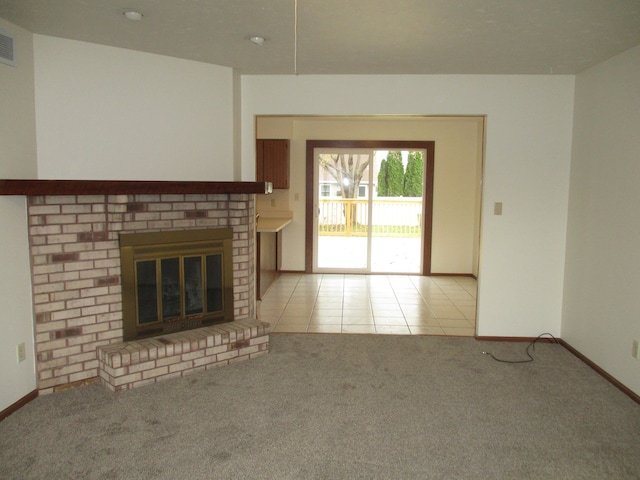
{"left": 3, "top": 180, "right": 270, "bottom": 394}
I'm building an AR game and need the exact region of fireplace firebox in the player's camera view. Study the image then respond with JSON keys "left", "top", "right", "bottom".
{"left": 120, "top": 228, "right": 234, "bottom": 341}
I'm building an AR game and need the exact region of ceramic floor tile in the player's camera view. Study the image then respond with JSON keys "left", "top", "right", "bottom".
{"left": 400, "top": 303, "right": 433, "bottom": 313}
{"left": 392, "top": 290, "right": 420, "bottom": 297}
{"left": 257, "top": 306, "right": 282, "bottom": 315}
{"left": 316, "top": 291, "right": 343, "bottom": 297}
{"left": 343, "top": 304, "right": 371, "bottom": 312}
{"left": 311, "top": 308, "right": 343, "bottom": 317}
{"left": 272, "top": 323, "right": 309, "bottom": 333}
{"left": 431, "top": 277, "right": 460, "bottom": 286}
{"left": 276, "top": 316, "right": 311, "bottom": 325}
{"left": 404, "top": 316, "right": 440, "bottom": 327}
{"left": 316, "top": 297, "right": 343, "bottom": 303}
{"left": 343, "top": 286, "right": 369, "bottom": 293}
{"left": 287, "top": 302, "right": 316, "bottom": 310}
{"left": 458, "top": 306, "right": 477, "bottom": 320}
{"left": 261, "top": 273, "right": 477, "bottom": 338}
{"left": 315, "top": 301, "right": 343, "bottom": 309}
{"left": 422, "top": 296, "right": 453, "bottom": 306}
{"left": 437, "top": 318, "right": 473, "bottom": 328}
{"left": 442, "top": 327, "right": 476, "bottom": 336}
{"left": 372, "top": 308, "right": 404, "bottom": 317}
{"left": 341, "top": 325, "right": 377, "bottom": 334}
{"left": 268, "top": 280, "right": 297, "bottom": 287}
{"left": 307, "top": 324, "right": 342, "bottom": 333}
{"left": 295, "top": 289, "right": 321, "bottom": 297}
{"left": 409, "top": 325, "right": 446, "bottom": 335}
{"left": 282, "top": 304, "right": 313, "bottom": 317}
{"left": 430, "top": 306, "right": 466, "bottom": 320}
{"left": 309, "top": 310, "right": 342, "bottom": 323}
{"left": 260, "top": 292, "right": 293, "bottom": 301}
{"left": 370, "top": 299, "right": 401, "bottom": 307}
{"left": 373, "top": 317, "right": 408, "bottom": 326}
{"left": 446, "top": 294, "right": 475, "bottom": 303}
{"left": 313, "top": 299, "right": 342, "bottom": 307}
{"left": 451, "top": 299, "right": 477, "bottom": 308}
{"left": 256, "top": 313, "right": 282, "bottom": 324}
{"left": 342, "top": 316, "right": 375, "bottom": 326}
{"left": 416, "top": 290, "right": 446, "bottom": 299}
{"left": 295, "top": 294, "right": 319, "bottom": 301}
{"left": 342, "top": 309, "right": 373, "bottom": 320}
{"left": 440, "top": 286, "right": 468, "bottom": 294}
{"left": 343, "top": 293, "right": 370, "bottom": 301}
{"left": 376, "top": 325, "right": 411, "bottom": 335}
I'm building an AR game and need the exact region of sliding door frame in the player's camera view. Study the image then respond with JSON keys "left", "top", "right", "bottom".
{"left": 305, "top": 140, "right": 435, "bottom": 275}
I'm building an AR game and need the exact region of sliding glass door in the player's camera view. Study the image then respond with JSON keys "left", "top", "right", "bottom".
{"left": 314, "top": 148, "right": 425, "bottom": 274}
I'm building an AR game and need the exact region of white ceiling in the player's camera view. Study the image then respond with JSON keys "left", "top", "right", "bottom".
{"left": 1, "top": 0, "right": 639, "bottom": 75}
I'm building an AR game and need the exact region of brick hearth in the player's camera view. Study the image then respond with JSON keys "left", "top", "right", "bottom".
{"left": 27, "top": 193, "right": 258, "bottom": 394}
{"left": 97, "top": 320, "right": 269, "bottom": 392}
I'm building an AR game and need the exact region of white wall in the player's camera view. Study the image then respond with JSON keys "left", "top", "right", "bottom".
{"left": 242, "top": 75, "right": 575, "bottom": 337}
{"left": 0, "top": 18, "right": 37, "bottom": 411}
{"left": 563, "top": 45, "right": 640, "bottom": 395}
{"left": 33, "top": 36, "right": 236, "bottom": 181}
{"left": 256, "top": 116, "right": 483, "bottom": 275}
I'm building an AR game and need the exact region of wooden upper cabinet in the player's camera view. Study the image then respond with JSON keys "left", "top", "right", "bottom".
{"left": 256, "top": 139, "right": 290, "bottom": 189}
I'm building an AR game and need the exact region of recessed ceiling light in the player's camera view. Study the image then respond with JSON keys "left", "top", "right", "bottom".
{"left": 249, "top": 36, "right": 266, "bottom": 46}
{"left": 123, "top": 10, "right": 143, "bottom": 21}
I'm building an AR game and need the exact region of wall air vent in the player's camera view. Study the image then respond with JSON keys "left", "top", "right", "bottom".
{"left": 0, "top": 29, "right": 16, "bottom": 67}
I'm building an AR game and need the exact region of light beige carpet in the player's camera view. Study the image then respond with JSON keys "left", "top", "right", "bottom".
{"left": 1, "top": 333, "right": 639, "bottom": 479}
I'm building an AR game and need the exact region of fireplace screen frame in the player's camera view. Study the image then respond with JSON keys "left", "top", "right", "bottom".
{"left": 120, "top": 228, "right": 234, "bottom": 341}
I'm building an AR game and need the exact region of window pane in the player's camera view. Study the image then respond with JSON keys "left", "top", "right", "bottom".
{"left": 184, "top": 256, "right": 203, "bottom": 316}
{"left": 136, "top": 260, "right": 158, "bottom": 324}
{"left": 206, "top": 254, "right": 223, "bottom": 312}
{"left": 161, "top": 257, "right": 181, "bottom": 320}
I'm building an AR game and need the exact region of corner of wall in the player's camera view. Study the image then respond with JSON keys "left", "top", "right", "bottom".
{"left": 0, "top": 18, "right": 38, "bottom": 412}
{"left": 233, "top": 70, "right": 242, "bottom": 181}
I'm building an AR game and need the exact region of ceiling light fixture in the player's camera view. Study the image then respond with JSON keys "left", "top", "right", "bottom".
{"left": 123, "top": 9, "right": 143, "bottom": 21}
{"left": 249, "top": 36, "right": 265, "bottom": 46}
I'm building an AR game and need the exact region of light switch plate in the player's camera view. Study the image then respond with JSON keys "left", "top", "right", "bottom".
{"left": 494, "top": 202, "right": 503, "bottom": 215}
{"left": 17, "top": 342, "right": 26, "bottom": 363}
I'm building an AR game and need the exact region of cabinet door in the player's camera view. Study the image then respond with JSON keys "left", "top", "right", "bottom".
{"left": 257, "top": 139, "right": 289, "bottom": 189}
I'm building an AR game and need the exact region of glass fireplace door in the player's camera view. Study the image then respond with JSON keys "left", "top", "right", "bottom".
{"left": 120, "top": 228, "right": 234, "bottom": 341}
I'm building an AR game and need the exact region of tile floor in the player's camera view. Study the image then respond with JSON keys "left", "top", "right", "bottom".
{"left": 257, "top": 273, "right": 477, "bottom": 336}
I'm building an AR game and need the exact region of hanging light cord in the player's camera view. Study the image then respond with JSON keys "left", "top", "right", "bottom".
{"left": 294, "top": 0, "right": 298, "bottom": 75}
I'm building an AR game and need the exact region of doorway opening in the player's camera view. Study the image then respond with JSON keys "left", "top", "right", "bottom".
{"left": 255, "top": 115, "right": 484, "bottom": 282}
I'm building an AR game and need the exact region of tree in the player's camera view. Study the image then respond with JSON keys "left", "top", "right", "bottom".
{"left": 377, "top": 159, "right": 389, "bottom": 196}
{"left": 386, "top": 151, "right": 404, "bottom": 197}
{"left": 403, "top": 151, "right": 424, "bottom": 197}
{"left": 319, "top": 153, "right": 370, "bottom": 229}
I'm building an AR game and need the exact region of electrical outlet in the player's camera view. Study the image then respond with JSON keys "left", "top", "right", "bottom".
{"left": 633, "top": 340, "right": 639, "bottom": 360}
{"left": 17, "top": 342, "right": 26, "bottom": 363}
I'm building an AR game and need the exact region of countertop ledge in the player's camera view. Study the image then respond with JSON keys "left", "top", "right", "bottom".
{"left": 257, "top": 211, "right": 293, "bottom": 233}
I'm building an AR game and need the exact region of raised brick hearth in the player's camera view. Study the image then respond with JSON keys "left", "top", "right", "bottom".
{"left": 97, "top": 320, "right": 269, "bottom": 391}
{"left": 27, "top": 192, "right": 260, "bottom": 394}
